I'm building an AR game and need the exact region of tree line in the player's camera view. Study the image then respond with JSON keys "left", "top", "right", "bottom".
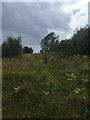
{"left": 1, "top": 25, "right": 89, "bottom": 58}
{"left": 1, "top": 36, "right": 33, "bottom": 58}
{"left": 40, "top": 25, "right": 89, "bottom": 57}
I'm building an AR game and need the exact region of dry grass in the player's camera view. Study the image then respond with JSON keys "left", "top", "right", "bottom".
{"left": 2, "top": 53, "right": 89, "bottom": 118}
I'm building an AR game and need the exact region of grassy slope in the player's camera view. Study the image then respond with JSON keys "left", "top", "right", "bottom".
{"left": 2, "top": 53, "right": 89, "bottom": 118}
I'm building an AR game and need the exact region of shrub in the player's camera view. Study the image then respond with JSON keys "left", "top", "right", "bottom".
{"left": 2, "top": 36, "right": 22, "bottom": 58}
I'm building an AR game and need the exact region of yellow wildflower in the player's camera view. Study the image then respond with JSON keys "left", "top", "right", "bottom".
{"left": 83, "top": 96, "right": 86, "bottom": 99}
{"left": 45, "top": 92, "right": 49, "bottom": 95}
{"left": 74, "top": 90, "right": 79, "bottom": 94}
{"left": 71, "top": 73, "right": 74, "bottom": 76}
{"left": 38, "top": 60, "right": 43, "bottom": 63}
{"left": 13, "top": 86, "right": 20, "bottom": 93}
{"left": 66, "top": 72, "right": 76, "bottom": 80}
{"left": 82, "top": 78, "right": 88, "bottom": 83}
{"left": 74, "top": 88, "right": 81, "bottom": 94}
{"left": 73, "top": 76, "right": 76, "bottom": 78}
{"left": 66, "top": 73, "right": 69, "bottom": 76}
{"left": 76, "top": 88, "right": 80, "bottom": 90}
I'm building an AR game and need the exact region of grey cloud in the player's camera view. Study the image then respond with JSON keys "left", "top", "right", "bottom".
{"left": 2, "top": 2, "right": 71, "bottom": 52}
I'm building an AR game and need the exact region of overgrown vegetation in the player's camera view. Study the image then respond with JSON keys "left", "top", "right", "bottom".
{"left": 23, "top": 46, "right": 33, "bottom": 54}
{"left": 40, "top": 26, "right": 89, "bottom": 57}
{"left": 59, "top": 26, "right": 89, "bottom": 57}
{"left": 2, "top": 25, "right": 89, "bottom": 118}
{"left": 2, "top": 53, "right": 89, "bottom": 118}
{"left": 2, "top": 36, "right": 22, "bottom": 58}
{"left": 2, "top": 36, "right": 33, "bottom": 58}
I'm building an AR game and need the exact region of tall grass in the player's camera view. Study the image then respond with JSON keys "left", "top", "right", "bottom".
{"left": 2, "top": 53, "right": 89, "bottom": 118}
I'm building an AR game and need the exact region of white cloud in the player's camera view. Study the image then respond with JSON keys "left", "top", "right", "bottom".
{"left": 62, "top": 0, "right": 88, "bottom": 30}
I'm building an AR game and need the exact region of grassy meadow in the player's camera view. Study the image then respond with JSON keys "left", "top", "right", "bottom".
{"left": 2, "top": 53, "right": 89, "bottom": 118}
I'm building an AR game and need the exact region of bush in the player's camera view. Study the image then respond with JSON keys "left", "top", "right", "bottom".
{"left": 23, "top": 46, "right": 33, "bottom": 54}
{"left": 59, "top": 26, "right": 89, "bottom": 57}
{"left": 2, "top": 36, "right": 22, "bottom": 58}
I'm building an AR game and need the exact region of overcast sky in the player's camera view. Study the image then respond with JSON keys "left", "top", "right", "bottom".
{"left": 1, "top": 0, "right": 89, "bottom": 52}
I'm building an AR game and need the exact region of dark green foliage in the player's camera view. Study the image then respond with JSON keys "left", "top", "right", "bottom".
{"left": 40, "top": 26, "right": 89, "bottom": 57}
{"left": 71, "top": 26, "right": 88, "bottom": 55}
{"left": 40, "top": 32, "right": 59, "bottom": 52}
{"left": 23, "top": 46, "right": 33, "bottom": 54}
{"left": 59, "top": 26, "right": 89, "bottom": 57}
{"left": 2, "top": 36, "right": 22, "bottom": 58}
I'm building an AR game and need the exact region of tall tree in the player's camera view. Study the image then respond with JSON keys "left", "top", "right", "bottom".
{"left": 40, "top": 32, "right": 59, "bottom": 52}
{"left": 59, "top": 25, "right": 89, "bottom": 57}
